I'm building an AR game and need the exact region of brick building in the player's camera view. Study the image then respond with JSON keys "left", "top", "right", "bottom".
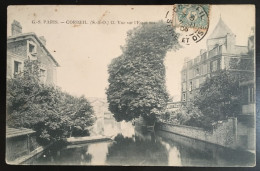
{"left": 180, "top": 17, "right": 254, "bottom": 105}
{"left": 7, "top": 20, "right": 59, "bottom": 85}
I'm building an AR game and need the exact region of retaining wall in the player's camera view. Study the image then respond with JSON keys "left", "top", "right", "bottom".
{"left": 156, "top": 117, "right": 237, "bottom": 149}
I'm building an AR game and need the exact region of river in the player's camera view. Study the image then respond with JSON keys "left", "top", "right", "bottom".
{"left": 28, "top": 117, "right": 255, "bottom": 166}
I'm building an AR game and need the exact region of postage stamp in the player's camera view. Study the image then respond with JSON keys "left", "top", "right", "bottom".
{"left": 172, "top": 4, "right": 210, "bottom": 29}
{"left": 168, "top": 4, "right": 210, "bottom": 45}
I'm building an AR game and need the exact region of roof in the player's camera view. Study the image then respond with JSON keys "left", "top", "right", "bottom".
{"left": 6, "top": 127, "right": 36, "bottom": 138}
{"left": 208, "top": 17, "right": 234, "bottom": 40}
{"left": 7, "top": 32, "right": 60, "bottom": 67}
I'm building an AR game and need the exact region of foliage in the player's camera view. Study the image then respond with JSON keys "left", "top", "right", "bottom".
{"left": 106, "top": 21, "right": 181, "bottom": 123}
{"left": 162, "top": 105, "right": 192, "bottom": 125}
{"left": 183, "top": 70, "right": 241, "bottom": 130}
{"left": 7, "top": 60, "right": 95, "bottom": 145}
{"left": 194, "top": 70, "right": 241, "bottom": 119}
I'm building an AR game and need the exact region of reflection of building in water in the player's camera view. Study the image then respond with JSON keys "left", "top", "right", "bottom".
{"left": 87, "top": 142, "right": 109, "bottom": 165}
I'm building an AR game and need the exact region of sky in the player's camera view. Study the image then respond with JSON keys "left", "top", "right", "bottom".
{"left": 7, "top": 5, "right": 255, "bottom": 101}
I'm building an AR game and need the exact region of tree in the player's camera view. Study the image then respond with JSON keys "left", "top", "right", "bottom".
{"left": 106, "top": 21, "right": 180, "bottom": 123}
{"left": 7, "top": 60, "right": 95, "bottom": 145}
{"left": 189, "top": 70, "right": 241, "bottom": 129}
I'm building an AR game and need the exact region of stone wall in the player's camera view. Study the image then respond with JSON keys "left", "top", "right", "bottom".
{"left": 156, "top": 117, "right": 237, "bottom": 149}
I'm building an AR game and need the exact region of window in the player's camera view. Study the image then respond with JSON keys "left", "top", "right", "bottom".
{"left": 29, "top": 43, "right": 35, "bottom": 53}
{"left": 182, "top": 93, "right": 186, "bottom": 101}
{"left": 189, "top": 81, "right": 192, "bottom": 91}
{"left": 40, "top": 69, "right": 47, "bottom": 83}
{"left": 14, "top": 61, "right": 22, "bottom": 75}
{"left": 27, "top": 41, "right": 37, "bottom": 58}
{"left": 195, "top": 67, "right": 200, "bottom": 76}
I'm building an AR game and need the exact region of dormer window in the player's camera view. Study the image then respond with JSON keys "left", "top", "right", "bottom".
{"left": 27, "top": 41, "right": 37, "bottom": 59}
{"left": 29, "top": 43, "right": 36, "bottom": 54}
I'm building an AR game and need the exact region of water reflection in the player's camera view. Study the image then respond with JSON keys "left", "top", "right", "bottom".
{"left": 31, "top": 118, "right": 255, "bottom": 166}
{"left": 35, "top": 143, "right": 92, "bottom": 165}
{"left": 106, "top": 133, "right": 168, "bottom": 166}
{"left": 156, "top": 130, "right": 255, "bottom": 166}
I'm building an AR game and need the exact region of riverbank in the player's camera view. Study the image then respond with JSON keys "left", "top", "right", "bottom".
{"left": 155, "top": 118, "right": 238, "bottom": 150}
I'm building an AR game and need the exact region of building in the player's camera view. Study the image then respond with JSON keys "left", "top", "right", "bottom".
{"left": 6, "top": 127, "right": 39, "bottom": 164}
{"left": 180, "top": 17, "right": 254, "bottom": 104}
{"left": 180, "top": 17, "right": 255, "bottom": 151}
{"left": 6, "top": 21, "right": 60, "bottom": 163}
{"left": 7, "top": 20, "right": 59, "bottom": 85}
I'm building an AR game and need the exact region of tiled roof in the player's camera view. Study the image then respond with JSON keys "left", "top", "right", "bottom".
{"left": 6, "top": 127, "right": 35, "bottom": 138}
{"left": 208, "top": 17, "right": 234, "bottom": 39}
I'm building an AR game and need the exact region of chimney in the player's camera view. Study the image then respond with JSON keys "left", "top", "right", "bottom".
{"left": 11, "top": 20, "right": 22, "bottom": 36}
{"left": 39, "top": 36, "right": 46, "bottom": 46}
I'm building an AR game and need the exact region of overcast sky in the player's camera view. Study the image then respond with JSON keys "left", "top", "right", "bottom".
{"left": 7, "top": 5, "right": 255, "bottom": 101}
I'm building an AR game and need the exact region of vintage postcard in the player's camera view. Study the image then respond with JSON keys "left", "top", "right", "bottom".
{"left": 6, "top": 5, "right": 255, "bottom": 166}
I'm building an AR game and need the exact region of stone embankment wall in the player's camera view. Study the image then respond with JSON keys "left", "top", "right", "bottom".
{"left": 156, "top": 117, "right": 237, "bottom": 149}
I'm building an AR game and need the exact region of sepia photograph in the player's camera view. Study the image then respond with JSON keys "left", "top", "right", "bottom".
{"left": 6, "top": 5, "right": 256, "bottom": 166}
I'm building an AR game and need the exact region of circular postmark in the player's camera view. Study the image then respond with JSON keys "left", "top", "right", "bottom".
{"left": 166, "top": 4, "right": 210, "bottom": 45}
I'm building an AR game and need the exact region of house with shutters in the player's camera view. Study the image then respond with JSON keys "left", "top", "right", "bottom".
{"left": 7, "top": 20, "right": 59, "bottom": 85}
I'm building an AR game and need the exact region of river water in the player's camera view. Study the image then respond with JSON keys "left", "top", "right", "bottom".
{"left": 29, "top": 117, "right": 255, "bottom": 166}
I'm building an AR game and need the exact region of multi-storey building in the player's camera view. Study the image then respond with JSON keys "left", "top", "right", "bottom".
{"left": 180, "top": 17, "right": 255, "bottom": 151}
{"left": 180, "top": 17, "right": 254, "bottom": 105}
{"left": 7, "top": 20, "right": 59, "bottom": 85}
